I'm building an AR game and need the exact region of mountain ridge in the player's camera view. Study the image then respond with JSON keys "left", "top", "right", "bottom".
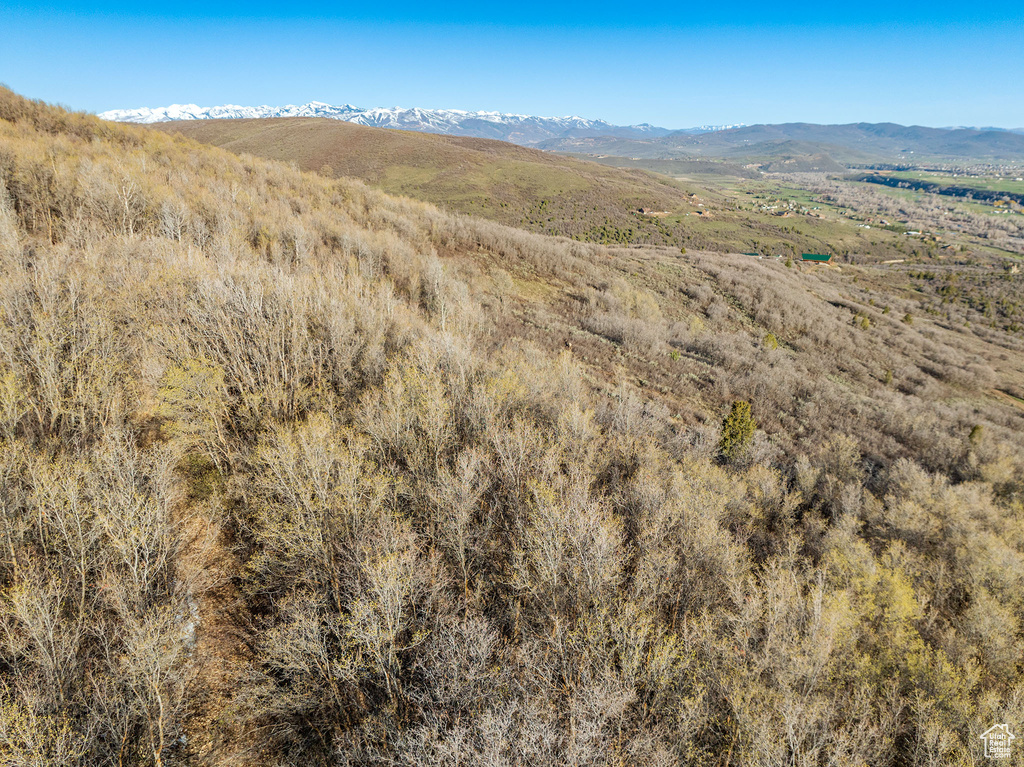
{"left": 98, "top": 100, "right": 743, "bottom": 145}
{"left": 539, "top": 121, "right": 1024, "bottom": 161}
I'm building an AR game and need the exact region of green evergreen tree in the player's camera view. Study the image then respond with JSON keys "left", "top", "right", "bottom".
{"left": 719, "top": 400, "right": 756, "bottom": 461}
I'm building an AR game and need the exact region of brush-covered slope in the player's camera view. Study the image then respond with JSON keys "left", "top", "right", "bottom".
{"left": 152, "top": 116, "right": 700, "bottom": 245}
{"left": 2, "top": 87, "right": 1024, "bottom": 767}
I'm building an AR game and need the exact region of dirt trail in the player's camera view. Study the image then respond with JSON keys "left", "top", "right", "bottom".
{"left": 175, "top": 502, "right": 253, "bottom": 766}
{"left": 992, "top": 388, "right": 1024, "bottom": 412}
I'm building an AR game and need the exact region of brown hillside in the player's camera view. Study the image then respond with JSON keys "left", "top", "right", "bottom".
{"left": 153, "top": 117, "right": 701, "bottom": 245}
{"left": 4, "top": 87, "right": 1024, "bottom": 766}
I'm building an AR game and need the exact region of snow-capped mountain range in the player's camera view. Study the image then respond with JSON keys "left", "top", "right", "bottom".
{"left": 98, "top": 101, "right": 742, "bottom": 146}
{"left": 675, "top": 124, "right": 748, "bottom": 134}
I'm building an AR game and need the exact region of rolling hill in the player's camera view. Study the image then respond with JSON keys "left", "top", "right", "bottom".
{"left": 152, "top": 116, "right": 710, "bottom": 245}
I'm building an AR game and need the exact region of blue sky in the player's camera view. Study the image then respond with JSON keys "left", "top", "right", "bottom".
{"left": 2, "top": 1, "right": 1022, "bottom": 128}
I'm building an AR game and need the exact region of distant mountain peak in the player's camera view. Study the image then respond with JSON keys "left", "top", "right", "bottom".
{"left": 97, "top": 100, "right": 735, "bottom": 145}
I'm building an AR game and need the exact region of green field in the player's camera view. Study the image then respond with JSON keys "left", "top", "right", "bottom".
{"left": 891, "top": 171, "right": 1024, "bottom": 195}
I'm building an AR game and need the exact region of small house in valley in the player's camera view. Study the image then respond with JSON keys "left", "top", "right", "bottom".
{"left": 801, "top": 253, "right": 832, "bottom": 263}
